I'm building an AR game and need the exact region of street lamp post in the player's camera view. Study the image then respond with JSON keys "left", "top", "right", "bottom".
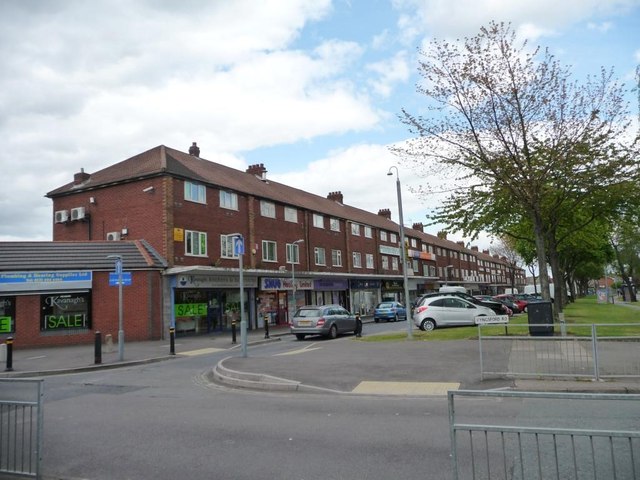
{"left": 387, "top": 166, "right": 412, "bottom": 340}
{"left": 107, "top": 254, "right": 124, "bottom": 361}
{"left": 290, "top": 239, "right": 304, "bottom": 321}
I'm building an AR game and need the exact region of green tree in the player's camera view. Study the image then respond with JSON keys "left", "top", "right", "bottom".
{"left": 397, "top": 22, "right": 639, "bottom": 314}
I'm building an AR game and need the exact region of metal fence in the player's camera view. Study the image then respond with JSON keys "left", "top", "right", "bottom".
{"left": 0, "top": 379, "right": 44, "bottom": 479}
{"left": 449, "top": 390, "right": 640, "bottom": 480}
{"left": 478, "top": 323, "right": 640, "bottom": 381}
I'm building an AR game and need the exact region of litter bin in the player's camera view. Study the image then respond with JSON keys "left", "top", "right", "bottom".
{"left": 527, "top": 300, "right": 554, "bottom": 336}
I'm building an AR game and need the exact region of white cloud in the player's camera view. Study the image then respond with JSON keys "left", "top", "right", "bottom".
{"left": 392, "top": 0, "right": 639, "bottom": 41}
{"left": 366, "top": 51, "right": 411, "bottom": 97}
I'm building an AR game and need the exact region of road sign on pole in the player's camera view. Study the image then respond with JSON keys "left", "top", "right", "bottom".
{"left": 233, "top": 236, "right": 245, "bottom": 256}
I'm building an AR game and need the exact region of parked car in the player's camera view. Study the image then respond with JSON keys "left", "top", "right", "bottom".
{"left": 373, "top": 301, "right": 407, "bottom": 322}
{"left": 491, "top": 295, "right": 520, "bottom": 314}
{"left": 290, "top": 304, "right": 357, "bottom": 340}
{"left": 416, "top": 291, "right": 507, "bottom": 316}
{"left": 413, "top": 295, "right": 497, "bottom": 331}
{"left": 494, "top": 293, "right": 527, "bottom": 313}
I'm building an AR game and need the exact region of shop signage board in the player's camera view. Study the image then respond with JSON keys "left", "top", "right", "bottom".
{"left": 0, "top": 271, "right": 93, "bottom": 292}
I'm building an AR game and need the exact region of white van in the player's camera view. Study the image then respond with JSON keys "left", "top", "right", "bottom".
{"left": 524, "top": 284, "right": 554, "bottom": 301}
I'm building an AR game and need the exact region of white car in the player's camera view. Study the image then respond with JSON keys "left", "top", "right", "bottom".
{"left": 413, "top": 295, "right": 495, "bottom": 331}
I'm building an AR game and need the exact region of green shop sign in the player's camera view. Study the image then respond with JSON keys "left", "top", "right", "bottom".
{"left": 0, "top": 316, "right": 12, "bottom": 333}
{"left": 175, "top": 303, "right": 207, "bottom": 317}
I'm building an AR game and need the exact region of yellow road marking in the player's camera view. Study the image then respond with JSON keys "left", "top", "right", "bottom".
{"left": 180, "top": 348, "right": 226, "bottom": 356}
{"left": 352, "top": 381, "right": 460, "bottom": 396}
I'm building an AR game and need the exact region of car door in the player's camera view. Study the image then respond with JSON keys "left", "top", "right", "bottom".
{"left": 446, "top": 297, "right": 475, "bottom": 325}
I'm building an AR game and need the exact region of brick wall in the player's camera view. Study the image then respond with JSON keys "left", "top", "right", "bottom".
{"left": 3, "top": 271, "right": 163, "bottom": 349}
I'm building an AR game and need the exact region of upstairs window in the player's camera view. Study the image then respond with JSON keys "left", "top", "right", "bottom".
{"left": 330, "top": 218, "right": 340, "bottom": 232}
{"left": 286, "top": 243, "right": 300, "bottom": 264}
{"left": 352, "top": 252, "right": 362, "bottom": 268}
{"left": 314, "top": 247, "right": 326, "bottom": 266}
{"left": 186, "top": 230, "right": 207, "bottom": 257}
{"left": 351, "top": 223, "right": 360, "bottom": 236}
{"left": 364, "top": 226, "right": 372, "bottom": 238}
{"left": 313, "top": 214, "right": 324, "bottom": 229}
{"left": 365, "top": 253, "right": 374, "bottom": 269}
{"left": 260, "top": 200, "right": 276, "bottom": 218}
{"left": 220, "top": 235, "right": 236, "bottom": 258}
{"left": 184, "top": 181, "right": 206, "bottom": 204}
{"left": 331, "top": 249, "right": 342, "bottom": 267}
{"left": 380, "top": 231, "right": 388, "bottom": 242}
{"left": 262, "top": 240, "right": 277, "bottom": 262}
{"left": 220, "top": 190, "right": 238, "bottom": 210}
{"left": 284, "top": 207, "right": 298, "bottom": 223}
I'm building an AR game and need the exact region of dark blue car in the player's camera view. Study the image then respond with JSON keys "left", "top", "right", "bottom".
{"left": 373, "top": 301, "right": 407, "bottom": 323}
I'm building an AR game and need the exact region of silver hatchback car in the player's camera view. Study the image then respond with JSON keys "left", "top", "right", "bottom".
{"left": 413, "top": 295, "right": 496, "bottom": 331}
{"left": 290, "top": 304, "right": 357, "bottom": 340}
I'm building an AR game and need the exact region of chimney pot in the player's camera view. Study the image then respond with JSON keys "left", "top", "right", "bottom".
{"left": 74, "top": 168, "right": 91, "bottom": 185}
{"left": 189, "top": 142, "right": 200, "bottom": 156}
{"left": 327, "top": 191, "right": 344, "bottom": 203}
{"left": 377, "top": 208, "right": 391, "bottom": 220}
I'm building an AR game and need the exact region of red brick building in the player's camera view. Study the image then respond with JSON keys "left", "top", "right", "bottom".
{"left": 40, "top": 143, "right": 524, "bottom": 339}
{"left": 0, "top": 241, "right": 165, "bottom": 348}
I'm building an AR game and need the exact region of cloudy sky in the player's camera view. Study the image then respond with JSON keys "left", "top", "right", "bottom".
{"left": 1, "top": 0, "right": 639, "bottom": 248}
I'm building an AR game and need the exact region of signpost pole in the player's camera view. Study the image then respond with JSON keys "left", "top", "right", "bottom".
{"left": 107, "top": 255, "right": 125, "bottom": 361}
{"left": 230, "top": 234, "right": 247, "bottom": 358}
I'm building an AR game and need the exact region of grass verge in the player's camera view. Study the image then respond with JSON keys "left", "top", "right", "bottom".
{"left": 357, "top": 296, "right": 640, "bottom": 342}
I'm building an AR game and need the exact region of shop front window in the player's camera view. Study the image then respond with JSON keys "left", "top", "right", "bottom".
{"left": 40, "top": 292, "right": 91, "bottom": 332}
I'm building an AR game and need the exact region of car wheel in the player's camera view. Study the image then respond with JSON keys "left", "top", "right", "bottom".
{"left": 374, "top": 318, "right": 379, "bottom": 323}
{"left": 295, "top": 334, "right": 306, "bottom": 341}
{"left": 328, "top": 324, "right": 338, "bottom": 339}
{"left": 420, "top": 319, "right": 436, "bottom": 331}
{"left": 393, "top": 314, "right": 398, "bottom": 322}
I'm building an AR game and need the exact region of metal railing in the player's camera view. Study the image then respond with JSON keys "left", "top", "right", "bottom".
{"left": 0, "top": 379, "right": 44, "bottom": 479}
{"left": 478, "top": 323, "right": 640, "bottom": 381}
{"left": 449, "top": 390, "right": 640, "bottom": 480}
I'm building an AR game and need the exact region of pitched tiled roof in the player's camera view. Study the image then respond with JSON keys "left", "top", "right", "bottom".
{"left": 44, "top": 144, "right": 497, "bottom": 261}
{"left": 46, "top": 145, "right": 403, "bottom": 232}
{"left": 0, "top": 241, "right": 167, "bottom": 271}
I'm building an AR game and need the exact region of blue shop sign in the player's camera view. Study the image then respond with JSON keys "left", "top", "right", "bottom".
{"left": 314, "top": 279, "right": 348, "bottom": 291}
{"left": 0, "top": 271, "right": 93, "bottom": 293}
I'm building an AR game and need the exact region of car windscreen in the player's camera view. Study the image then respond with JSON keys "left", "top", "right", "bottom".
{"left": 377, "top": 303, "right": 394, "bottom": 308}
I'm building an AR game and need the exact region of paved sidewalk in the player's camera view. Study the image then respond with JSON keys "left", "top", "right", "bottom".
{"left": 0, "top": 327, "right": 287, "bottom": 378}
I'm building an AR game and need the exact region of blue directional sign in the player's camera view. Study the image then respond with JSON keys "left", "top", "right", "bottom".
{"left": 233, "top": 236, "right": 245, "bottom": 255}
{"left": 109, "top": 272, "right": 132, "bottom": 286}
{"left": 114, "top": 258, "right": 123, "bottom": 275}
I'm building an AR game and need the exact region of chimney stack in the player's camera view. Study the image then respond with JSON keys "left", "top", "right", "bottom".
{"left": 327, "top": 191, "right": 344, "bottom": 203}
{"left": 412, "top": 222, "right": 424, "bottom": 232}
{"left": 378, "top": 208, "right": 391, "bottom": 220}
{"left": 188, "top": 142, "right": 200, "bottom": 156}
{"left": 246, "top": 163, "right": 267, "bottom": 179}
{"left": 74, "top": 168, "right": 90, "bottom": 185}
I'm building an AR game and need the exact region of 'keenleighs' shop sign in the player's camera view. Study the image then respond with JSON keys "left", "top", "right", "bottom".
{"left": 41, "top": 292, "right": 92, "bottom": 331}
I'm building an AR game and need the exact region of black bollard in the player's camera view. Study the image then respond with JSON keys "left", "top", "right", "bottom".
{"left": 5, "top": 336, "right": 13, "bottom": 372}
{"left": 94, "top": 331, "right": 102, "bottom": 364}
{"left": 169, "top": 327, "right": 176, "bottom": 355}
{"left": 264, "top": 314, "right": 270, "bottom": 339}
{"left": 356, "top": 315, "right": 362, "bottom": 337}
{"left": 231, "top": 321, "right": 237, "bottom": 344}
